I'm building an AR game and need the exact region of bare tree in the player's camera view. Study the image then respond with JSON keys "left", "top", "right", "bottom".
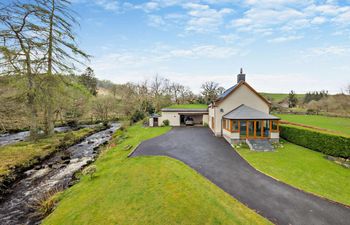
{"left": 201, "top": 81, "right": 224, "bottom": 104}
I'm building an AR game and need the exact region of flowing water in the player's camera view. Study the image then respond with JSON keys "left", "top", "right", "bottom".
{"left": 0, "top": 127, "right": 72, "bottom": 147}
{"left": 0, "top": 123, "right": 119, "bottom": 225}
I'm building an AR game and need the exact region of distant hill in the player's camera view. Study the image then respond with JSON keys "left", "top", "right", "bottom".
{"left": 260, "top": 93, "right": 305, "bottom": 103}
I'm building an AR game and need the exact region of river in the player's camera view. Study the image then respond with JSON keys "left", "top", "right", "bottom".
{"left": 0, "top": 123, "right": 119, "bottom": 225}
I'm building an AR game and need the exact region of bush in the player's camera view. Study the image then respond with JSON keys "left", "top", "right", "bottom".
{"left": 82, "top": 165, "right": 97, "bottom": 179}
{"left": 130, "top": 110, "right": 145, "bottom": 123}
{"left": 280, "top": 125, "right": 350, "bottom": 158}
{"left": 203, "top": 122, "right": 209, "bottom": 127}
{"left": 31, "top": 188, "right": 62, "bottom": 218}
{"left": 163, "top": 119, "right": 170, "bottom": 126}
{"left": 59, "top": 132, "right": 76, "bottom": 148}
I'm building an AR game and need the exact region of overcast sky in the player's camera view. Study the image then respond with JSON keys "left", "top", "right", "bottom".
{"left": 71, "top": 0, "right": 350, "bottom": 94}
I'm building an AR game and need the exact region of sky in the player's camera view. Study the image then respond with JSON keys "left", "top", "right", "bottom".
{"left": 70, "top": 0, "right": 350, "bottom": 94}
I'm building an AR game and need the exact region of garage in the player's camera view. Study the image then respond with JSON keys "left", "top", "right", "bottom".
{"left": 149, "top": 107, "right": 209, "bottom": 127}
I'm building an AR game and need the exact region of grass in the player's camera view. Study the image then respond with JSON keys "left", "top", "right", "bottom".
{"left": 237, "top": 141, "right": 350, "bottom": 206}
{"left": 166, "top": 104, "right": 208, "bottom": 109}
{"left": 0, "top": 128, "right": 94, "bottom": 182}
{"left": 43, "top": 124, "right": 272, "bottom": 225}
{"left": 278, "top": 114, "right": 350, "bottom": 136}
{"left": 260, "top": 93, "right": 305, "bottom": 102}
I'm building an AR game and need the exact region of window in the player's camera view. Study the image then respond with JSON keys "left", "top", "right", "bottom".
{"left": 223, "top": 119, "right": 231, "bottom": 131}
{"left": 232, "top": 120, "right": 239, "bottom": 132}
{"left": 271, "top": 120, "right": 279, "bottom": 132}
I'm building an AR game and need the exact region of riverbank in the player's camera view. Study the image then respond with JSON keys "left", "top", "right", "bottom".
{"left": 0, "top": 124, "right": 119, "bottom": 225}
{"left": 0, "top": 125, "right": 105, "bottom": 197}
{"left": 42, "top": 124, "right": 271, "bottom": 225}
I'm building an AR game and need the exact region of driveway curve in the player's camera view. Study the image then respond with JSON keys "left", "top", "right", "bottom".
{"left": 131, "top": 127, "right": 350, "bottom": 225}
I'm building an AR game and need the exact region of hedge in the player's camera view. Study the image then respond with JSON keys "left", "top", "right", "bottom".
{"left": 280, "top": 125, "right": 350, "bottom": 158}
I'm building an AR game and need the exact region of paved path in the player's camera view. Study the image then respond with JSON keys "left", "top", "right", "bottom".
{"left": 131, "top": 127, "right": 350, "bottom": 225}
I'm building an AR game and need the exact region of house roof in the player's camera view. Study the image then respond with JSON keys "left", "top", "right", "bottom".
{"left": 161, "top": 108, "right": 208, "bottom": 113}
{"left": 223, "top": 104, "right": 280, "bottom": 120}
{"left": 215, "top": 81, "right": 271, "bottom": 106}
{"left": 217, "top": 84, "right": 238, "bottom": 100}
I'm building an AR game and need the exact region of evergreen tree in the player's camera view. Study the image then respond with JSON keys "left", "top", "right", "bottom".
{"left": 288, "top": 90, "right": 298, "bottom": 108}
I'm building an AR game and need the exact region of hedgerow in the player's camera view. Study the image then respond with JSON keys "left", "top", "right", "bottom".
{"left": 280, "top": 125, "right": 350, "bottom": 158}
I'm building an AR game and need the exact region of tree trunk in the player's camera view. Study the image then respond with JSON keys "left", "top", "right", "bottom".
{"left": 44, "top": 0, "right": 55, "bottom": 136}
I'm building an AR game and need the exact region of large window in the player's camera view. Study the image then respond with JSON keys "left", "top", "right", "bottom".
{"left": 271, "top": 120, "right": 279, "bottom": 132}
{"left": 232, "top": 120, "right": 239, "bottom": 132}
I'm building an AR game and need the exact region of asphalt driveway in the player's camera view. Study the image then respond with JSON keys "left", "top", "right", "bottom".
{"left": 131, "top": 127, "right": 350, "bottom": 225}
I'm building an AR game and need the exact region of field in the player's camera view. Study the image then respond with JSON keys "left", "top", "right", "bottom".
{"left": 237, "top": 141, "right": 350, "bottom": 206}
{"left": 260, "top": 93, "right": 305, "bottom": 102}
{"left": 278, "top": 114, "right": 350, "bottom": 136}
{"left": 166, "top": 104, "right": 208, "bottom": 109}
{"left": 43, "top": 124, "right": 272, "bottom": 225}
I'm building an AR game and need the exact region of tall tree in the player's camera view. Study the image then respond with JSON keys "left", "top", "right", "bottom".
{"left": 0, "top": 1, "right": 44, "bottom": 139}
{"left": 35, "top": 0, "right": 90, "bottom": 135}
{"left": 79, "top": 67, "right": 97, "bottom": 96}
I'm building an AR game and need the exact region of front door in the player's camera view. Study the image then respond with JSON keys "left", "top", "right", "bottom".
{"left": 256, "top": 120, "right": 262, "bottom": 138}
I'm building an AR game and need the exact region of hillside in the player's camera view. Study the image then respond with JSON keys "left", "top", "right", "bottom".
{"left": 260, "top": 93, "right": 305, "bottom": 103}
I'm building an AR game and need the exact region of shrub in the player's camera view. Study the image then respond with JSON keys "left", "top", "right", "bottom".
{"left": 82, "top": 165, "right": 97, "bottom": 179}
{"left": 203, "top": 122, "right": 209, "bottom": 127}
{"left": 280, "top": 125, "right": 350, "bottom": 158}
{"left": 130, "top": 110, "right": 145, "bottom": 123}
{"left": 31, "top": 188, "right": 62, "bottom": 218}
{"left": 163, "top": 119, "right": 170, "bottom": 126}
{"left": 59, "top": 132, "right": 76, "bottom": 148}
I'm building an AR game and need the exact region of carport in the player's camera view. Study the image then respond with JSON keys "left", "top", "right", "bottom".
{"left": 151, "top": 108, "right": 209, "bottom": 127}
{"left": 179, "top": 113, "right": 205, "bottom": 126}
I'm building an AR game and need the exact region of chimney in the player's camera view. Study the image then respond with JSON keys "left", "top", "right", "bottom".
{"left": 237, "top": 68, "right": 246, "bottom": 83}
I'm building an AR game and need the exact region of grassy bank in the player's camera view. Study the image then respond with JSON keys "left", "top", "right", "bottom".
{"left": 278, "top": 114, "right": 350, "bottom": 136}
{"left": 0, "top": 128, "right": 96, "bottom": 184}
{"left": 166, "top": 104, "right": 208, "bottom": 109}
{"left": 43, "top": 124, "right": 272, "bottom": 225}
{"left": 237, "top": 141, "right": 350, "bottom": 205}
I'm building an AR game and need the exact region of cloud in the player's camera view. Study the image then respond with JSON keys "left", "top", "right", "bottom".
{"left": 169, "top": 45, "right": 238, "bottom": 58}
{"left": 301, "top": 46, "right": 350, "bottom": 58}
{"left": 268, "top": 35, "right": 303, "bottom": 43}
{"left": 147, "top": 15, "right": 166, "bottom": 27}
{"left": 183, "top": 3, "right": 234, "bottom": 33}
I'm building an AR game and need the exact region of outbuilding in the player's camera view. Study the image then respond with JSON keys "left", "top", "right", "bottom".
{"left": 149, "top": 106, "right": 209, "bottom": 127}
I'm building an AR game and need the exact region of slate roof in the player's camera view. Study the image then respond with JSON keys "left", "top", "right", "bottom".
{"left": 217, "top": 84, "right": 238, "bottom": 100}
{"left": 223, "top": 104, "right": 280, "bottom": 120}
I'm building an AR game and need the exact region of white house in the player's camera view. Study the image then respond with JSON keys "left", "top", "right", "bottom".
{"left": 209, "top": 69, "right": 280, "bottom": 144}
{"left": 150, "top": 69, "right": 280, "bottom": 144}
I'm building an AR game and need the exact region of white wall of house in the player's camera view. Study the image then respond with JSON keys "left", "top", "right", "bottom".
{"left": 203, "top": 114, "right": 209, "bottom": 125}
{"left": 270, "top": 132, "right": 280, "bottom": 139}
{"left": 210, "top": 84, "right": 270, "bottom": 136}
{"left": 149, "top": 118, "right": 154, "bottom": 127}
{"left": 159, "top": 112, "right": 180, "bottom": 126}
{"left": 222, "top": 129, "right": 240, "bottom": 144}
{"left": 156, "top": 112, "right": 208, "bottom": 127}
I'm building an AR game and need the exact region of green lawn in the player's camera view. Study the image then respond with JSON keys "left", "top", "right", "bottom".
{"left": 237, "top": 141, "right": 350, "bottom": 205}
{"left": 43, "top": 124, "right": 272, "bottom": 225}
{"left": 0, "top": 128, "right": 94, "bottom": 182}
{"left": 166, "top": 104, "right": 208, "bottom": 109}
{"left": 278, "top": 114, "right": 350, "bottom": 136}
